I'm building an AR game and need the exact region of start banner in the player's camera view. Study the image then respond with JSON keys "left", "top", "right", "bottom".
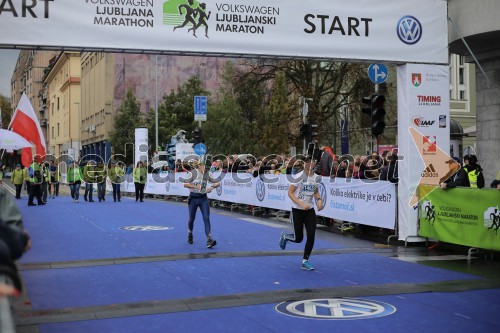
{"left": 0, "top": 0, "right": 447, "bottom": 64}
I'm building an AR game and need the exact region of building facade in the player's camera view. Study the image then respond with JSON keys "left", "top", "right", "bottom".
{"left": 44, "top": 52, "right": 81, "bottom": 161}
{"left": 10, "top": 50, "right": 58, "bottom": 141}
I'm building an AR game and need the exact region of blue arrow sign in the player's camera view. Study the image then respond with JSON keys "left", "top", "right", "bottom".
{"left": 367, "top": 64, "right": 388, "bottom": 84}
{"left": 194, "top": 143, "right": 207, "bottom": 156}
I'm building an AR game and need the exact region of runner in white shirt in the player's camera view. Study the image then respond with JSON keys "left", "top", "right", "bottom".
{"left": 183, "top": 160, "right": 220, "bottom": 248}
{"left": 279, "top": 156, "right": 324, "bottom": 270}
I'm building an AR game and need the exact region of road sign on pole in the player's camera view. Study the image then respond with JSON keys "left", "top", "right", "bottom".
{"left": 367, "top": 64, "right": 388, "bottom": 84}
{"left": 194, "top": 96, "right": 207, "bottom": 121}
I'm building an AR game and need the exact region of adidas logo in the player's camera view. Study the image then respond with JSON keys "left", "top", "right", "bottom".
{"left": 421, "top": 164, "right": 438, "bottom": 177}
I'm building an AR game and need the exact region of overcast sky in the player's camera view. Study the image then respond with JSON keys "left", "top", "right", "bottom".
{"left": 0, "top": 49, "right": 19, "bottom": 98}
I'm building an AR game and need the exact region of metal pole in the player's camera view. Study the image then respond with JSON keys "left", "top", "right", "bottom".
{"left": 155, "top": 54, "right": 159, "bottom": 152}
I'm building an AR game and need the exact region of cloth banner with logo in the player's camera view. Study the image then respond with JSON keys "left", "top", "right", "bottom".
{"left": 419, "top": 184, "right": 500, "bottom": 251}
{"left": 397, "top": 64, "right": 450, "bottom": 241}
{"left": 119, "top": 172, "right": 396, "bottom": 229}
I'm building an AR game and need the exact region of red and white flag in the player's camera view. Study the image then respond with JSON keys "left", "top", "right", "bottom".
{"left": 8, "top": 93, "right": 46, "bottom": 167}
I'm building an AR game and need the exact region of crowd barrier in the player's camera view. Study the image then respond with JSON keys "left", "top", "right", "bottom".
{"left": 106, "top": 172, "right": 397, "bottom": 230}
{"left": 418, "top": 184, "right": 500, "bottom": 252}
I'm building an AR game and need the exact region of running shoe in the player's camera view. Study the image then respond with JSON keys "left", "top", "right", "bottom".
{"left": 301, "top": 261, "right": 315, "bottom": 271}
{"left": 279, "top": 231, "right": 288, "bottom": 250}
{"left": 207, "top": 238, "right": 217, "bottom": 248}
{"left": 188, "top": 233, "right": 193, "bottom": 244}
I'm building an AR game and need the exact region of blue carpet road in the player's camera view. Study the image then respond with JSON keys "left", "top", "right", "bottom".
{"left": 6, "top": 188, "right": 500, "bottom": 333}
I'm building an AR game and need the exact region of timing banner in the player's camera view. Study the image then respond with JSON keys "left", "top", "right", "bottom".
{"left": 122, "top": 173, "right": 396, "bottom": 229}
{"left": 419, "top": 185, "right": 500, "bottom": 251}
{"left": 0, "top": 0, "right": 447, "bottom": 64}
{"left": 397, "top": 64, "right": 450, "bottom": 241}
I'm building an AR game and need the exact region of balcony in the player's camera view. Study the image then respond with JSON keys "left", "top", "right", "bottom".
{"left": 40, "top": 119, "right": 48, "bottom": 127}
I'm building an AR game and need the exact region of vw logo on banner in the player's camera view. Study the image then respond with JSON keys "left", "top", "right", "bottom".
{"left": 216, "top": 176, "right": 223, "bottom": 196}
{"left": 256, "top": 178, "right": 266, "bottom": 202}
{"left": 276, "top": 298, "right": 396, "bottom": 320}
{"left": 165, "top": 177, "right": 170, "bottom": 192}
{"left": 317, "top": 182, "right": 327, "bottom": 203}
{"left": 397, "top": 15, "right": 422, "bottom": 45}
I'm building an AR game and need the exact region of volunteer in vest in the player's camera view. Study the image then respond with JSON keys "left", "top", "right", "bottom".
{"left": 27, "top": 160, "right": 45, "bottom": 206}
{"left": 109, "top": 161, "right": 125, "bottom": 202}
{"left": 133, "top": 160, "right": 147, "bottom": 202}
{"left": 11, "top": 164, "right": 24, "bottom": 199}
{"left": 462, "top": 155, "right": 485, "bottom": 189}
{"left": 279, "top": 156, "right": 324, "bottom": 271}
{"left": 68, "top": 161, "right": 83, "bottom": 203}
{"left": 83, "top": 160, "right": 96, "bottom": 202}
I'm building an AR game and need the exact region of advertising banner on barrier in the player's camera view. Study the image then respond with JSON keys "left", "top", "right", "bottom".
{"left": 419, "top": 185, "right": 500, "bottom": 251}
{"left": 119, "top": 172, "right": 396, "bottom": 229}
{"left": 0, "top": 0, "right": 447, "bottom": 64}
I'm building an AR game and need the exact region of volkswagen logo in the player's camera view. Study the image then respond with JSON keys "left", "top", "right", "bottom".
{"left": 256, "top": 179, "right": 266, "bottom": 202}
{"left": 317, "top": 182, "right": 327, "bottom": 203}
{"left": 216, "top": 176, "right": 222, "bottom": 196}
{"left": 165, "top": 178, "right": 170, "bottom": 192}
{"left": 276, "top": 298, "right": 396, "bottom": 320}
{"left": 397, "top": 15, "right": 422, "bottom": 45}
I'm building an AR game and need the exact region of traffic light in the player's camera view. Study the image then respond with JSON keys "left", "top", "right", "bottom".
{"left": 300, "top": 123, "right": 312, "bottom": 138}
{"left": 300, "top": 123, "right": 318, "bottom": 144}
{"left": 362, "top": 94, "right": 386, "bottom": 136}
{"left": 193, "top": 127, "right": 202, "bottom": 145}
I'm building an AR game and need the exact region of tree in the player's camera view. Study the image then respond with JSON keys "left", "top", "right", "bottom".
{"left": 0, "top": 94, "right": 12, "bottom": 129}
{"left": 109, "top": 89, "right": 144, "bottom": 165}
{"left": 262, "top": 70, "right": 292, "bottom": 156}
{"left": 146, "top": 76, "right": 210, "bottom": 150}
{"left": 241, "top": 59, "right": 369, "bottom": 151}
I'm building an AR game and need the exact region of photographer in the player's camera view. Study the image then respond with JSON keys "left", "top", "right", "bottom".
{"left": 133, "top": 160, "right": 147, "bottom": 202}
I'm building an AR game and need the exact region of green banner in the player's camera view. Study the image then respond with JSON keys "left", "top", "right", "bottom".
{"left": 419, "top": 184, "right": 500, "bottom": 251}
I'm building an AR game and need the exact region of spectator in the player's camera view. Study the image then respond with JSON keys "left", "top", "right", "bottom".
{"left": 0, "top": 185, "right": 31, "bottom": 297}
{"left": 490, "top": 171, "right": 500, "bottom": 190}
{"left": 463, "top": 155, "right": 485, "bottom": 189}
{"left": 83, "top": 161, "right": 96, "bottom": 202}
{"left": 317, "top": 145, "right": 335, "bottom": 176}
{"left": 49, "top": 160, "right": 61, "bottom": 199}
{"left": 441, "top": 158, "right": 469, "bottom": 190}
{"left": 95, "top": 160, "right": 106, "bottom": 202}
{"left": 380, "top": 154, "right": 399, "bottom": 183}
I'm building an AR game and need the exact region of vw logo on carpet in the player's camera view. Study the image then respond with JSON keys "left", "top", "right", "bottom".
{"left": 120, "top": 226, "right": 173, "bottom": 231}
{"left": 275, "top": 298, "right": 396, "bottom": 320}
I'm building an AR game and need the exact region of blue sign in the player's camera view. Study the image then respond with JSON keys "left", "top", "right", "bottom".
{"left": 367, "top": 64, "right": 388, "bottom": 84}
{"left": 193, "top": 143, "right": 207, "bottom": 156}
{"left": 194, "top": 96, "right": 207, "bottom": 121}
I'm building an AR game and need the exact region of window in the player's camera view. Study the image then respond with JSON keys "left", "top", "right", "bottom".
{"left": 52, "top": 127, "right": 54, "bottom": 139}
{"left": 57, "top": 123, "right": 60, "bottom": 136}
{"left": 459, "top": 68, "right": 464, "bottom": 85}
{"left": 459, "top": 90, "right": 466, "bottom": 100}
{"left": 57, "top": 97, "right": 60, "bottom": 110}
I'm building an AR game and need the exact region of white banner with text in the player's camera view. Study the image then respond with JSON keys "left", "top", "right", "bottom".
{"left": 0, "top": 0, "right": 447, "bottom": 64}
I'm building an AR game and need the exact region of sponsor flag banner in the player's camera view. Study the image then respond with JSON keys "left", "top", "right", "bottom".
{"left": 9, "top": 93, "right": 46, "bottom": 167}
{"left": 419, "top": 185, "right": 500, "bottom": 251}
{"left": 397, "top": 64, "right": 450, "bottom": 241}
{"left": 0, "top": 0, "right": 447, "bottom": 64}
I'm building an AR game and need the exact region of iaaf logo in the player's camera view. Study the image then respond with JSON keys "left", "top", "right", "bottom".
{"left": 164, "top": 0, "right": 211, "bottom": 38}
{"left": 413, "top": 116, "right": 435, "bottom": 127}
